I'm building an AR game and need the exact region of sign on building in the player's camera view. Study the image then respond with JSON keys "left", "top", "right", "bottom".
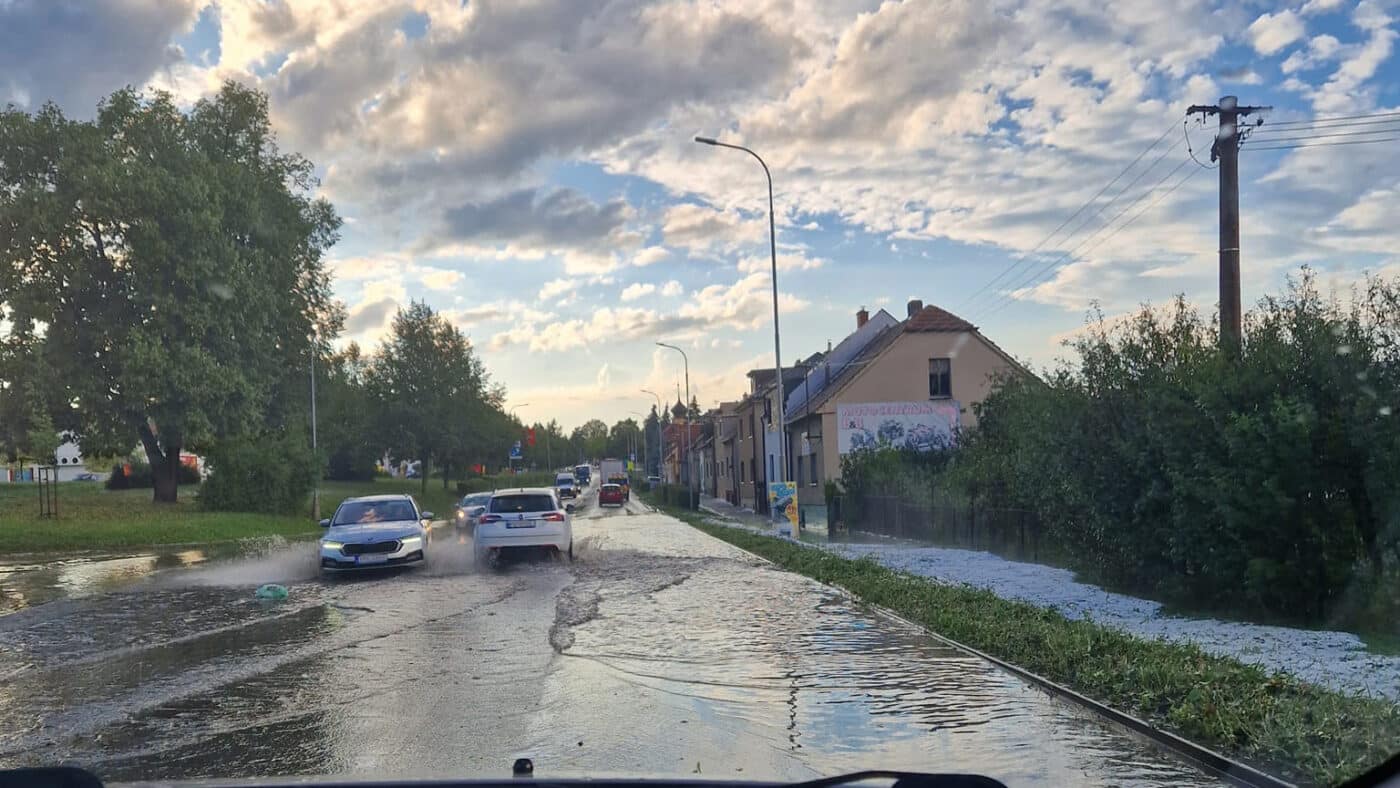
{"left": 836, "top": 401, "right": 960, "bottom": 455}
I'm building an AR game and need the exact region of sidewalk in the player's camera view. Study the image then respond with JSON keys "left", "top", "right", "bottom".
{"left": 698, "top": 495, "right": 776, "bottom": 533}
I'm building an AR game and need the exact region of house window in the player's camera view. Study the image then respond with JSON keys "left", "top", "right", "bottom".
{"left": 929, "top": 358, "right": 952, "bottom": 398}
{"left": 809, "top": 454, "right": 818, "bottom": 486}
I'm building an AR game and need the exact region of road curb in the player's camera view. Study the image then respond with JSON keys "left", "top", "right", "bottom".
{"left": 680, "top": 508, "right": 1293, "bottom": 788}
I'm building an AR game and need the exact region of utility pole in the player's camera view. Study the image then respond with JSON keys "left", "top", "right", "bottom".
{"left": 1187, "top": 96, "right": 1269, "bottom": 355}
{"left": 310, "top": 336, "right": 319, "bottom": 521}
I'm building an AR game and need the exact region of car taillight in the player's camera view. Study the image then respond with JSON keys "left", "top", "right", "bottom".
{"left": 542, "top": 512, "right": 566, "bottom": 522}
{"left": 479, "top": 514, "right": 503, "bottom": 524}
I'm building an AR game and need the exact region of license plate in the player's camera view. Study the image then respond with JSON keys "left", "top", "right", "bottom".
{"left": 506, "top": 522, "right": 535, "bottom": 529}
{"left": 357, "top": 553, "right": 389, "bottom": 564}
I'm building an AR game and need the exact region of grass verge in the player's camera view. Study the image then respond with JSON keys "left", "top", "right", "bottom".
{"left": 0, "top": 483, "right": 316, "bottom": 553}
{"left": 650, "top": 498, "right": 1400, "bottom": 786}
{"left": 0, "top": 475, "right": 562, "bottom": 554}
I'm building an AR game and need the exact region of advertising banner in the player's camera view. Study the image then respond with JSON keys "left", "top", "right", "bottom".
{"left": 837, "top": 401, "right": 960, "bottom": 455}
{"left": 768, "top": 481, "right": 798, "bottom": 535}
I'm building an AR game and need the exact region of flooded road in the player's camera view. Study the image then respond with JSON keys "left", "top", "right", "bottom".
{"left": 0, "top": 490, "right": 1217, "bottom": 786}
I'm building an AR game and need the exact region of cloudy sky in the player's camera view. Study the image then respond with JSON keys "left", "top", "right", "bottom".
{"left": 4, "top": 0, "right": 1398, "bottom": 428}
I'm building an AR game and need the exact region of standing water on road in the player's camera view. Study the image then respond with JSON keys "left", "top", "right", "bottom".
{"left": 1, "top": 500, "right": 1216, "bottom": 785}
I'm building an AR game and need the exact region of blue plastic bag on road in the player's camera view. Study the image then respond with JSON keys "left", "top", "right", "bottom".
{"left": 255, "top": 583, "right": 288, "bottom": 601}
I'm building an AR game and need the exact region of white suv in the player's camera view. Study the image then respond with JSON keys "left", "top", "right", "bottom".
{"left": 474, "top": 488, "right": 574, "bottom": 566}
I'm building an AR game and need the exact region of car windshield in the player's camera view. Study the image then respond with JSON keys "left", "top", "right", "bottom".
{"left": 333, "top": 500, "right": 417, "bottom": 525}
{"left": 488, "top": 494, "right": 558, "bottom": 514}
{"left": 6, "top": 3, "right": 1400, "bottom": 787}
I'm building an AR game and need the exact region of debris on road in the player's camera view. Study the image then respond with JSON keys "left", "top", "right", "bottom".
{"left": 254, "top": 583, "right": 288, "bottom": 601}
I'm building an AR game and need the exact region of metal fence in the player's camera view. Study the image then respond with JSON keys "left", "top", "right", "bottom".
{"left": 843, "top": 494, "right": 1060, "bottom": 564}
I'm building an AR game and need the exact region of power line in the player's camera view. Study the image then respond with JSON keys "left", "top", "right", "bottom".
{"left": 973, "top": 155, "right": 1193, "bottom": 321}
{"left": 1259, "top": 109, "right": 1400, "bottom": 128}
{"left": 977, "top": 164, "right": 1202, "bottom": 322}
{"left": 1245, "top": 136, "right": 1400, "bottom": 152}
{"left": 1254, "top": 117, "right": 1400, "bottom": 134}
{"left": 1246, "top": 126, "right": 1400, "bottom": 145}
{"left": 956, "top": 121, "right": 1178, "bottom": 313}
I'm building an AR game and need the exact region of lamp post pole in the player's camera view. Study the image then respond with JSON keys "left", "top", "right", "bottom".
{"left": 693, "top": 136, "right": 788, "bottom": 491}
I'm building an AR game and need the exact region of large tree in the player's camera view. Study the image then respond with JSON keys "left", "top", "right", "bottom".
{"left": 0, "top": 82, "right": 341, "bottom": 501}
{"left": 365, "top": 301, "right": 492, "bottom": 494}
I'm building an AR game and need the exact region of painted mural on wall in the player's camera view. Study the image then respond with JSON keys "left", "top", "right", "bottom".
{"left": 836, "top": 401, "right": 960, "bottom": 455}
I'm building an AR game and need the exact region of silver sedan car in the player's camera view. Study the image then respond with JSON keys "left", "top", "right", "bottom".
{"left": 319, "top": 494, "right": 433, "bottom": 572}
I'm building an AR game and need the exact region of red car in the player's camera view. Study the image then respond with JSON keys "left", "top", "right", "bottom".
{"left": 598, "top": 483, "right": 626, "bottom": 507}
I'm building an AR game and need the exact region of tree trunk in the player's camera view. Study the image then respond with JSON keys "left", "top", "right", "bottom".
{"left": 138, "top": 423, "right": 181, "bottom": 504}
{"left": 420, "top": 457, "right": 429, "bottom": 496}
{"left": 442, "top": 461, "right": 450, "bottom": 490}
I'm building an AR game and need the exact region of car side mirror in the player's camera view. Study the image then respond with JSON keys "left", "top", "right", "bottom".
{"left": 565, "top": 503, "right": 576, "bottom": 514}
{"left": 319, "top": 519, "right": 331, "bottom": 528}
{"left": 420, "top": 511, "right": 434, "bottom": 521}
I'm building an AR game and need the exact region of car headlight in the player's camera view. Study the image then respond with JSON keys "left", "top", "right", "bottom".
{"left": 321, "top": 540, "right": 345, "bottom": 551}
{"left": 400, "top": 535, "right": 423, "bottom": 546}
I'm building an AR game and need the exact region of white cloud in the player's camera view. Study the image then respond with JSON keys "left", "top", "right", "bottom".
{"left": 1248, "top": 10, "right": 1306, "bottom": 55}
{"left": 1302, "top": 0, "right": 1345, "bottom": 13}
{"left": 595, "top": 363, "right": 612, "bottom": 389}
{"left": 632, "top": 246, "right": 670, "bottom": 267}
{"left": 539, "top": 278, "right": 572, "bottom": 300}
{"left": 661, "top": 280, "right": 684, "bottom": 297}
{"left": 661, "top": 203, "right": 766, "bottom": 252}
{"left": 620, "top": 282, "right": 657, "bottom": 302}
{"left": 419, "top": 268, "right": 463, "bottom": 290}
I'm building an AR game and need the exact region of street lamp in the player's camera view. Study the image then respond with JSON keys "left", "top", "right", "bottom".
{"left": 655, "top": 342, "right": 694, "bottom": 509}
{"left": 309, "top": 331, "right": 320, "bottom": 521}
{"left": 641, "top": 388, "right": 664, "bottom": 484}
{"left": 694, "top": 136, "right": 788, "bottom": 490}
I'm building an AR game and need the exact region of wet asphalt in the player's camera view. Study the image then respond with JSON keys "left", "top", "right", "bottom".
{"left": 0, "top": 486, "right": 1219, "bottom": 786}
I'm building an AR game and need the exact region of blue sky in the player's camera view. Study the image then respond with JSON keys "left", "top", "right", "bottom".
{"left": 4, "top": 0, "right": 1399, "bottom": 428}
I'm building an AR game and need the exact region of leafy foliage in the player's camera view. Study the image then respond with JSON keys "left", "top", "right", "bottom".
{"left": 846, "top": 272, "right": 1400, "bottom": 627}
{"left": 0, "top": 83, "right": 341, "bottom": 501}
{"left": 199, "top": 431, "right": 316, "bottom": 514}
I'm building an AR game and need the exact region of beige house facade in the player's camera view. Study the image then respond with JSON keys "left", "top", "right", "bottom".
{"left": 785, "top": 300, "right": 1027, "bottom": 514}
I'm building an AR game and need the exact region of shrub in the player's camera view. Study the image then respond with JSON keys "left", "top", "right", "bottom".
{"left": 843, "top": 271, "right": 1400, "bottom": 627}
{"left": 326, "top": 444, "right": 377, "bottom": 481}
{"left": 199, "top": 432, "right": 316, "bottom": 515}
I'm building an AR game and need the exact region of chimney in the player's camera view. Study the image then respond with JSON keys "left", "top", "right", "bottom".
{"left": 856, "top": 307, "right": 869, "bottom": 328}
{"left": 907, "top": 299, "right": 924, "bottom": 318}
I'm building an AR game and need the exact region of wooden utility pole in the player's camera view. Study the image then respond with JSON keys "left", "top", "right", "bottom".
{"left": 1187, "top": 96, "right": 1270, "bottom": 354}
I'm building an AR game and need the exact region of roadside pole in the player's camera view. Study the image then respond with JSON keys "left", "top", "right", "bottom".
{"left": 310, "top": 340, "right": 319, "bottom": 521}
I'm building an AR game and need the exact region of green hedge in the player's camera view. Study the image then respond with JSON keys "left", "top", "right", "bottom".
{"left": 845, "top": 272, "right": 1400, "bottom": 629}
{"left": 200, "top": 432, "right": 316, "bottom": 515}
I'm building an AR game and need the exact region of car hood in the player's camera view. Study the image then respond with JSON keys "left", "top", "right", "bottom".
{"left": 323, "top": 522, "right": 423, "bottom": 542}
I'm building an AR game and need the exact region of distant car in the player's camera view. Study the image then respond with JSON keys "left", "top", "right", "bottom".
{"left": 319, "top": 494, "right": 432, "bottom": 572}
{"left": 574, "top": 464, "right": 591, "bottom": 486}
{"left": 74, "top": 472, "right": 101, "bottom": 482}
{"left": 599, "top": 483, "right": 626, "bottom": 507}
{"left": 454, "top": 492, "right": 492, "bottom": 530}
{"left": 646, "top": 475, "right": 661, "bottom": 487}
{"left": 554, "top": 473, "right": 578, "bottom": 499}
{"left": 474, "top": 488, "right": 574, "bottom": 566}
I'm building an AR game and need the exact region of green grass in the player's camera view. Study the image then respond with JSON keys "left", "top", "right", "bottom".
{"left": 650, "top": 499, "right": 1400, "bottom": 786}
{"left": 0, "top": 482, "right": 317, "bottom": 553}
{"left": 0, "top": 475, "right": 568, "bottom": 554}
